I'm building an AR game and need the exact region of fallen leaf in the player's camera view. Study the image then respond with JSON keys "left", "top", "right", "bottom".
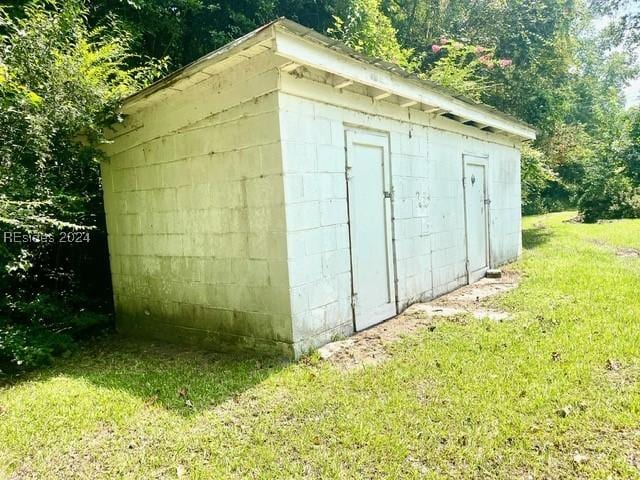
{"left": 177, "top": 464, "right": 187, "bottom": 477}
{"left": 551, "top": 351, "right": 561, "bottom": 361}
{"left": 556, "top": 406, "right": 572, "bottom": 418}
{"left": 178, "top": 387, "right": 188, "bottom": 398}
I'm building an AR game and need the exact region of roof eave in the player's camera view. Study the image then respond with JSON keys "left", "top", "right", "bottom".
{"left": 272, "top": 20, "right": 536, "bottom": 141}
{"left": 117, "top": 18, "right": 536, "bottom": 141}
{"left": 120, "top": 20, "right": 279, "bottom": 113}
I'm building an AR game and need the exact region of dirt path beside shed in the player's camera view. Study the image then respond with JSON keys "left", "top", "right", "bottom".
{"left": 318, "top": 271, "right": 520, "bottom": 370}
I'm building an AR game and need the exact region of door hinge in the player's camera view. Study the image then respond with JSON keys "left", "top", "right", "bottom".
{"left": 351, "top": 293, "right": 358, "bottom": 309}
{"left": 346, "top": 166, "right": 353, "bottom": 180}
{"left": 384, "top": 190, "right": 392, "bottom": 199}
{"left": 484, "top": 198, "right": 491, "bottom": 205}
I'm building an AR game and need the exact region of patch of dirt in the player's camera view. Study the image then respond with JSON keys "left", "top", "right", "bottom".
{"left": 589, "top": 239, "right": 640, "bottom": 258}
{"left": 563, "top": 215, "right": 584, "bottom": 223}
{"left": 604, "top": 358, "right": 640, "bottom": 388}
{"left": 319, "top": 271, "right": 519, "bottom": 370}
{"left": 617, "top": 247, "right": 640, "bottom": 258}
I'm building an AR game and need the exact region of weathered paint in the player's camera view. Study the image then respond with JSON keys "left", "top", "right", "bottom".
{"left": 278, "top": 71, "right": 523, "bottom": 353}
{"left": 101, "top": 54, "right": 296, "bottom": 357}
{"left": 101, "top": 21, "right": 530, "bottom": 358}
{"left": 345, "top": 129, "right": 396, "bottom": 330}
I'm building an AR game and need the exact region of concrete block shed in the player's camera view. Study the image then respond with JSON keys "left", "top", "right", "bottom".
{"left": 100, "top": 19, "right": 537, "bottom": 358}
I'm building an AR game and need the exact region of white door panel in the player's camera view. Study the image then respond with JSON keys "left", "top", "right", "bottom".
{"left": 463, "top": 156, "right": 489, "bottom": 283}
{"left": 345, "top": 130, "right": 396, "bottom": 331}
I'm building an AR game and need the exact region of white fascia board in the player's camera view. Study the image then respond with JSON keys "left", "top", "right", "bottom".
{"left": 122, "top": 23, "right": 278, "bottom": 113}
{"left": 273, "top": 29, "right": 536, "bottom": 140}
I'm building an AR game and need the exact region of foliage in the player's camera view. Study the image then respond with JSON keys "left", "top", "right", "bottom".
{"left": 623, "top": 107, "right": 640, "bottom": 183}
{"left": 82, "top": 0, "right": 339, "bottom": 69}
{"left": 426, "top": 38, "right": 510, "bottom": 101}
{"left": 521, "top": 145, "right": 557, "bottom": 215}
{"left": 578, "top": 107, "right": 640, "bottom": 222}
{"left": 329, "top": 0, "right": 416, "bottom": 69}
{"left": 578, "top": 160, "right": 640, "bottom": 222}
{"left": 0, "top": 0, "right": 160, "bottom": 373}
{"left": 590, "top": 0, "right": 640, "bottom": 47}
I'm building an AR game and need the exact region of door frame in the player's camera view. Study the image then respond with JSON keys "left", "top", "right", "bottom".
{"left": 344, "top": 127, "right": 397, "bottom": 331}
{"left": 462, "top": 153, "right": 491, "bottom": 284}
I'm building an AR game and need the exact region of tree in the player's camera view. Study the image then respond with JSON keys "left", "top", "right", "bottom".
{"left": 329, "top": 0, "right": 416, "bottom": 69}
{"left": 83, "top": 0, "right": 339, "bottom": 70}
{"left": 590, "top": 0, "right": 640, "bottom": 47}
{"left": 0, "top": 0, "right": 160, "bottom": 372}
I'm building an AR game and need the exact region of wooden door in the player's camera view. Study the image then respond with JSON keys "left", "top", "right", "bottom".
{"left": 345, "top": 129, "right": 396, "bottom": 331}
{"left": 463, "top": 155, "right": 490, "bottom": 283}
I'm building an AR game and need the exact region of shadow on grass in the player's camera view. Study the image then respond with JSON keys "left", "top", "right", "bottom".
{"left": 4, "top": 335, "right": 289, "bottom": 416}
{"left": 522, "top": 224, "right": 554, "bottom": 250}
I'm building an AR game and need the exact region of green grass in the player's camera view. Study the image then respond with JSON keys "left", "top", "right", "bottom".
{"left": 1, "top": 212, "right": 640, "bottom": 479}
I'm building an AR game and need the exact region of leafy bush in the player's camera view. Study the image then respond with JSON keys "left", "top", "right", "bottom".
{"left": 578, "top": 161, "right": 640, "bottom": 223}
{"left": 426, "top": 38, "right": 512, "bottom": 101}
{"left": 0, "top": 1, "right": 160, "bottom": 374}
{"left": 521, "top": 145, "right": 556, "bottom": 215}
{"left": 329, "top": 0, "right": 416, "bottom": 69}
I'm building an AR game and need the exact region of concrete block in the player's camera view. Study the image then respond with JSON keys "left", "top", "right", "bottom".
{"left": 290, "top": 286, "right": 309, "bottom": 315}
{"left": 285, "top": 201, "right": 320, "bottom": 231}
{"left": 284, "top": 175, "right": 304, "bottom": 203}
{"left": 151, "top": 188, "right": 178, "bottom": 212}
{"left": 248, "top": 231, "right": 286, "bottom": 259}
{"left": 330, "top": 121, "right": 345, "bottom": 147}
{"left": 260, "top": 143, "right": 283, "bottom": 176}
{"left": 313, "top": 117, "right": 332, "bottom": 145}
{"left": 112, "top": 168, "right": 137, "bottom": 192}
{"left": 335, "top": 224, "right": 350, "bottom": 249}
{"left": 288, "top": 254, "right": 323, "bottom": 286}
{"left": 308, "top": 279, "right": 338, "bottom": 309}
{"left": 111, "top": 147, "right": 146, "bottom": 170}
{"left": 245, "top": 176, "right": 282, "bottom": 207}
{"left": 322, "top": 248, "right": 350, "bottom": 278}
{"left": 282, "top": 142, "right": 317, "bottom": 173}
{"left": 319, "top": 199, "right": 348, "bottom": 226}
{"left": 317, "top": 144, "right": 345, "bottom": 173}
{"left": 267, "top": 260, "right": 289, "bottom": 287}
{"left": 248, "top": 206, "right": 286, "bottom": 232}
{"left": 302, "top": 174, "right": 322, "bottom": 201}
{"left": 143, "top": 136, "right": 176, "bottom": 164}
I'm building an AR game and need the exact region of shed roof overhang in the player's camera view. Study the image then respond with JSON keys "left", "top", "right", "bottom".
{"left": 120, "top": 19, "right": 537, "bottom": 141}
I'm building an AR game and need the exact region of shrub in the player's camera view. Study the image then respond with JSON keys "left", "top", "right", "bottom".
{"left": 578, "top": 161, "right": 640, "bottom": 223}
{"left": 0, "top": 1, "right": 161, "bottom": 374}
{"left": 521, "top": 144, "right": 556, "bottom": 215}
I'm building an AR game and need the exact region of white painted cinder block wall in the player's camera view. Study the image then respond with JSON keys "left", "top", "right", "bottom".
{"left": 278, "top": 75, "right": 522, "bottom": 355}
{"left": 100, "top": 53, "right": 297, "bottom": 355}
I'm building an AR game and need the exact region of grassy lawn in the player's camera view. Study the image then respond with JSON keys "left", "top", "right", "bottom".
{"left": 1, "top": 212, "right": 639, "bottom": 479}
